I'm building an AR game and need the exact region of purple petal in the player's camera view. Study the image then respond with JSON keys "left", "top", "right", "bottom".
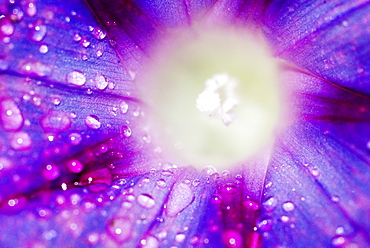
{"left": 264, "top": 0, "right": 370, "bottom": 94}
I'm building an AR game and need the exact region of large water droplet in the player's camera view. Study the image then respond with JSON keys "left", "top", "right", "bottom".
{"left": 66, "top": 70, "right": 86, "bottom": 86}
{"left": 120, "top": 100, "right": 129, "bottom": 114}
{"left": 66, "top": 159, "right": 83, "bottom": 173}
{"left": 166, "top": 182, "right": 194, "bottom": 217}
{"left": 0, "top": 17, "right": 14, "bottom": 36}
{"left": 137, "top": 194, "right": 155, "bottom": 209}
{"left": 0, "top": 99, "right": 23, "bottom": 131}
{"left": 85, "top": 115, "right": 101, "bottom": 129}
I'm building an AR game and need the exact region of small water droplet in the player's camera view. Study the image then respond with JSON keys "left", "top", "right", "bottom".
{"left": 331, "top": 235, "right": 347, "bottom": 247}
{"left": 66, "top": 70, "right": 86, "bottom": 86}
{"left": 25, "top": 2, "right": 37, "bottom": 17}
{"left": 73, "top": 33, "right": 81, "bottom": 42}
{"left": 10, "top": 131, "right": 32, "bottom": 150}
{"left": 0, "top": 17, "right": 14, "bottom": 36}
{"left": 121, "top": 125, "right": 132, "bottom": 137}
{"left": 39, "top": 44, "right": 49, "bottom": 54}
{"left": 106, "top": 217, "right": 132, "bottom": 242}
{"left": 80, "top": 37, "right": 90, "bottom": 47}
{"left": 42, "top": 164, "right": 60, "bottom": 181}
{"left": 85, "top": 115, "right": 101, "bottom": 129}
{"left": 222, "top": 230, "right": 242, "bottom": 248}
{"left": 69, "top": 132, "right": 82, "bottom": 145}
{"left": 67, "top": 159, "right": 83, "bottom": 173}
{"left": 310, "top": 168, "right": 320, "bottom": 177}
{"left": 96, "top": 49, "right": 103, "bottom": 58}
{"left": 93, "top": 27, "right": 106, "bottom": 40}
{"left": 331, "top": 195, "right": 340, "bottom": 202}
{"left": 282, "top": 201, "right": 295, "bottom": 212}
{"left": 137, "top": 194, "right": 155, "bottom": 209}
{"left": 257, "top": 217, "right": 273, "bottom": 232}
{"left": 263, "top": 197, "right": 277, "bottom": 212}
{"left": 0, "top": 99, "right": 23, "bottom": 131}
{"left": 41, "top": 111, "right": 71, "bottom": 132}
{"left": 120, "top": 100, "right": 129, "bottom": 114}
{"left": 9, "top": 6, "right": 24, "bottom": 22}
{"left": 28, "top": 19, "right": 47, "bottom": 42}
{"left": 94, "top": 73, "right": 108, "bottom": 90}
{"left": 243, "top": 199, "right": 260, "bottom": 211}
{"left": 175, "top": 233, "right": 186, "bottom": 243}
{"left": 192, "top": 179, "right": 201, "bottom": 187}
{"left": 0, "top": 59, "right": 9, "bottom": 72}
{"left": 156, "top": 179, "right": 166, "bottom": 188}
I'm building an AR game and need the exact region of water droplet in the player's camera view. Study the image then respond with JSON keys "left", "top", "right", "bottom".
{"left": 0, "top": 16, "right": 14, "bottom": 37}
{"left": 0, "top": 99, "right": 23, "bottom": 131}
{"left": 85, "top": 115, "right": 101, "bottom": 129}
{"left": 67, "top": 159, "right": 83, "bottom": 173}
{"left": 28, "top": 19, "right": 47, "bottom": 42}
{"left": 73, "top": 33, "right": 81, "bottom": 42}
{"left": 51, "top": 95, "right": 61, "bottom": 106}
{"left": 331, "top": 235, "right": 347, "bottom": 247}
{"left": 94, "top": 73, "right": 108, "bottom": 90}
{"left": 310, "top": 168, "right": 320, "bottom": 177}
{"left": 69, "top": 132, "right": 82, "bottom": 145}
{"left": 140, "top": 236, "right": 159, "bottom": 248}
{"left": 0, "top": 59, "right": 9, "bottom": 72}
{"left": 282, "top": 201, "right": 295, "bottom": 212}
{"left": 42, "top": 164, "right": 60, "bottom": 181}
{"left": 39, "top": 44, "right": 49, "bottom": 54}
{"left": 166, "top": 183, "right": 194, "bottom": 217}
{"left": 156, "top": 179, "right": 166, "bottom": 188}
{"left": 20, "top": 61, "right": 52, "bottom": 77}
{"left": 10, "top": 131, "right": 32, "bottom": 150}
{"left": 192, "top": 179, "right": 201, "bottom": 187}
{"left": 222, "top": 230, "right": 243, "bottom": 248}
{"left": 120, "top": 100, "right": 129, "bottom": 114}
{"left": 93, "top": 27, "right": 106, "bottom": 40}
{"left": 257, "top": 217, "right": 273, "bottom": 232}
{"left": 41, "top": 111, "right": 71, "bottom": 132}
{"left": 331, "top": 195, "right": 340, "bottom": 202}
{"left": 263, "top": 197, "right": 277, "bottom": 212}
{"left": 96, "top": 49, "right": 103, "bottom": 58}
{"left": 80, "top": 37, "right": 90, "bottom": 47}
{"left": 66, "top": 70, "right": 86, "bottom": 86}
{"left": 243, "top": 199, "right": 260, "bottom": 211}
{"left": 137, "top": 194, "right": 155, "bottom": 209}
{"left": 122, "top": 125, "right": 132, "bottom": 137}
{"left": 281, "top": 215, "right": 289, "bottom": 223}
{"left": 9, "top": 6, "right": 24, "bottom": 22}
{"left": 175, "top": 233, "right": 186, "bottom": 243}
{"left": 25, "top": 2, "right": 37, "bottom": 17}
{"left": 106, "top": 217, "right": 132, "bottom": 242}
{"left": 220, "top": 183, "right": 238, "bottom": 195}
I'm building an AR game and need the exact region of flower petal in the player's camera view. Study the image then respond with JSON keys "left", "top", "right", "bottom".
{"left": 264, "top": 0, "right": 370, "bottom": 94}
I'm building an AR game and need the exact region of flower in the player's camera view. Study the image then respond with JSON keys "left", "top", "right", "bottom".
{"left": 0, "top": 0, "right": 370, "bottom": 247}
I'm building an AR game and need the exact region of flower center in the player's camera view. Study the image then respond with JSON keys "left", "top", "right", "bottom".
{"left": 138, "top": 25, "right": 281, "bottom": 171}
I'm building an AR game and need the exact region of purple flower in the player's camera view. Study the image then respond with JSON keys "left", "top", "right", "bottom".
{"left": 1, "top": 0, "right": 370, "bottom": 247}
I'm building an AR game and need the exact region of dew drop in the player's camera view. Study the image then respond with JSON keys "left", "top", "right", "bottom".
{"left": 119, "top": 100, "right": 129, "bottom": 114}
{"left": 121, "top": 125, "right": 132, "bottom": 137}
{"left": 85, "top": 115, "right": 101, "bottom": 129}
{"left": 73, "top": 33, "right": 81, "bottom": 42}
{"left": 80, "top": 37, "right": 90, "bottom": 47}
{"left": 257, "top": 217, "right": 273, "bottom": 232}
{"left": 175, "top": 233, "right": 186, "bottom": 243}
{"left": 156, "top": 179, "right": 166, "bottom": 188}
{"left": 137, "top": 194, "right": 155, "bottom": 209}
{"left": 282, "top": 201, "right": 295, "bottom": 212}
{"left": 0, "top": 17, "right": 14, "bottom": 36}
{"left": 25, "top": 2, "right": 37, "bottom": 17}
{"left": 41, "top": 111, "right": 71, "bottom": 132}
{"left": 0, "top": 98, "right": 23, "bottom": 131}
{"left": 166, "top": 182, "right": 194, "bottom": 217}
{"left": 69, "top": 132, "right": 82, "bottom": 145}
{"left": 10, "top": 131, "right": 32, "bottom": 150}
{"left": 106, "top": 217, "right": 132, "bottom": 242}
{"left": 42, "top": 164, "right": 60, "bottom": 181}
{"left": 140, "top": 236, "right": 159, "bottom": 248}
{"left": 39, "top": 44, "right": 49, "bottom": 54}
{"left": 9, "top": 6, "right": 24, "bottom": 22}
{"left": 20, "top": 61, "right": 51, "bottom": 77}
{"left": 192, "top": 179, "right": 201, "bottom": 187}
{"left": 67, "top": 159, "right": 83, "bottom": 173}
{"left": 222, "top": 230, "right": 243, "bottom": 248}
{"left": 94, "top": 73, "right": 108, "bottom": 90}
{"left": 310, "top": 168, "right": 320, "bottom": 177}
{"left": 263, "top": 197, "right": 277, "bottom": 212}
{"left": 51, "top": 95, "right": 61, "bottom": 106}
{"left": 66, "top": 70, "right": 86, "bottom": 86}
{"left": 331, "top": 235, "right": 347, "bottom": 247}
{"left": 243, "top": 199, "right": 260, "bottom": 211}
{"left": 93, "top": 27, "right": 106, "bottom": 40}
{"left": 0, "top": 59, "right": 9, "bottom": 72}
{"left": 28, "top": 19, "right": 47, "bottom": 42}
{"left": 96, "top": 49, "right": 103, "bottom": 58}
